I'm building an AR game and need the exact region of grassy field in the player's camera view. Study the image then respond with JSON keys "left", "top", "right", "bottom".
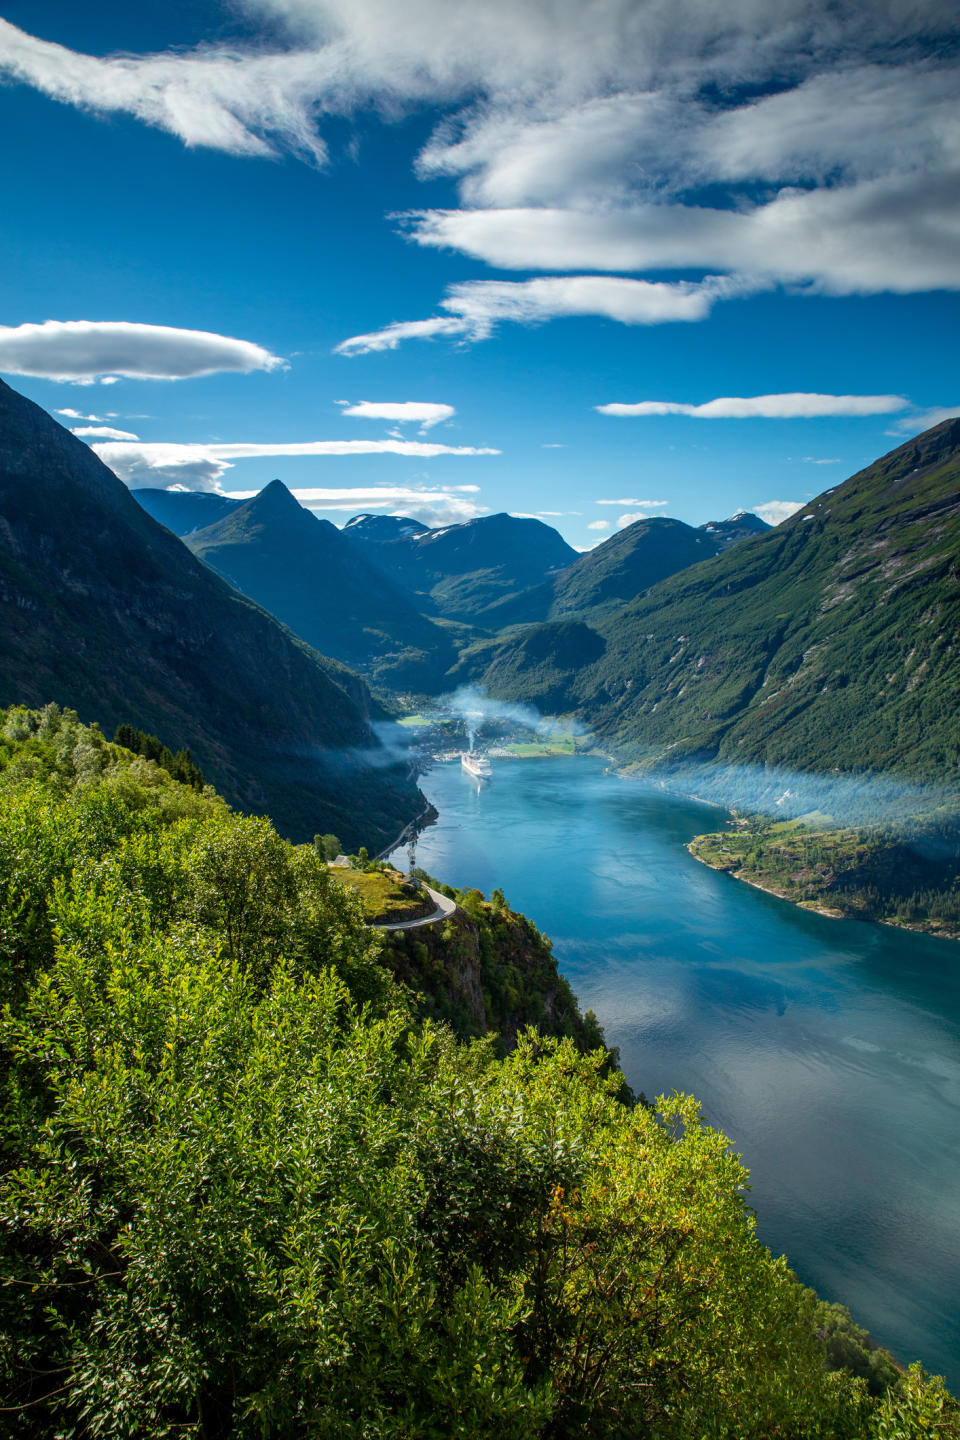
{"left": 688, "top": 820, "right": 856, "bottom": 914}
{"left": 498, "top": 737, "right": 577, "bottom": 757}
{"left": 329, "top": 867, "right": 434, "bottom": 923}
{"left": 396, "top": 714, "right": 432, "bottom": 728}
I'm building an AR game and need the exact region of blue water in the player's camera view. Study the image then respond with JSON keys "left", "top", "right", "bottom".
{"left": 413, "top": 755, "right": 960, "bottom": 1386}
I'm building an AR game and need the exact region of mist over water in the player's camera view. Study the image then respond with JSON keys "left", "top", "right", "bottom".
{"left": 411, "top": 686, "right": 587, "bottom": 754}
{"left": 648, "top": 756, "right": 960, "bottom": 826}
{"left": 413, "top": 754, "right": 960, "bottom": 1386}
{"left": 404, "top": 686, "right": 959, "bottom": 828}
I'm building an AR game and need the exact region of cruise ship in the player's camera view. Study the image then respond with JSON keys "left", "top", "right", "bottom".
{"left": 461, "top": 750, "right": 492, "bottom": 780}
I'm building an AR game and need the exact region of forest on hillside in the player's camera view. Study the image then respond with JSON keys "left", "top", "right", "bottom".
{"left": 1, "top": 704, "right": 957, "bottom": 1438}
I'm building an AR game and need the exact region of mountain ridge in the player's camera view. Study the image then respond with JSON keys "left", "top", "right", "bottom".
{"left": 479, "top": 515, "right": 726, "bottom": 628}
{"left": 344, "top": 509, "right": 579, "bottom": 622}
{"left": 0, "top": 379, "right": 424, "bottom": 847}
{"left": 132, "top": 486, "right": 241, "bottom": 535}
{"left": 458, "top": 420, "right": 960, "bottom": 789}
{"left": 183, "top": 480, "right": 457, "bottom": 689}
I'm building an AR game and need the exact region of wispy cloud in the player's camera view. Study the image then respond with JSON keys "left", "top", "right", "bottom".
{"left": 596, "top": 393, "right": 908, "bottom": 419}
{"left": 337, "top": 400, "right": 455, "bottom": 430}
{"left": 237, "top": 484, "right": 487, "bottom": 527}
{"left": 336, "top": 274, "right": 755, "bottom": 352}
{"left": 595, "top": 497, "right": 668, "bottom": 507}
{"left": 3, "top": 2, "right": 958, "bottom": 338}
{"left": 405, "top": 175, "right": 960, "bottom": 300}
{"left": 91, "top": 436, "right": 499, "bottom": 489}
{"left": 887, "top": 404, "right": 960, "bottom": 435}
{"left": 0, "top": 18, "right": 328, "bottom": 161}
{"left": 0, "top": 320, "right": 283, "bottom": 382}
{"left": 70, "top": 425, "right": 140, "bottom": 441}
{"left": 587, "top": 519, "right": 610, "bottom": 531}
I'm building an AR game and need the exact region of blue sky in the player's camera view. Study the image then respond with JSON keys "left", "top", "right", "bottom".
{"left": 0, "top": 0, "right": 957, "bottom": 547}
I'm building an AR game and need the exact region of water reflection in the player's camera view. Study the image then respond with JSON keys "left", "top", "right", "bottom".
{"left": 415, "top": 755, "right": 960, "bottom": 1385}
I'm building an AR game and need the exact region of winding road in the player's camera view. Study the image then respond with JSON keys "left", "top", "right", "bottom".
{"left": 377, "top": 884, "right": 458, "bottom": 932}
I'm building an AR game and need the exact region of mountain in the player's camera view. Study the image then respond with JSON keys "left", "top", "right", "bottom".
{"left": 183, "top": 481, "right": 456, "bottom": 689}
{"left": 698, "top": 510, "right": 770, "bottom": 550}
{"left": 343, "top": 513, "right": 429, "bottom": 544}
{"left": 344, "top": 510, "right": 578, "bottom": 621}
{"left": 132, "top": 487, "right": 241, "bottom": 534}
{"left": 0, "top": 379, "right": 424, "bottom": 848}
{"left": 480, "top": 516, "right": 723, "bottom": 627}
{"left": 459, "top": 421, "right": 960, "bottom": 785}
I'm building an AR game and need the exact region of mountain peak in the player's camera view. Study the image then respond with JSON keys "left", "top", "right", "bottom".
{"left": 870, "top": 414, "right": 960, "bottom": 481}
{"left": 698, "top": 511, "right": 770, "bottom": 550}
{"left": 247, "top": 478, "right": 300, "bottom": 513}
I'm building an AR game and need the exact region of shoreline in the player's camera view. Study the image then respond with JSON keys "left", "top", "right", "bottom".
{"left": 687, "top": 844, "right": 850, "bottom": 920}
{"left": 688, "top": 843, "right": 960, "bottom": 942}
{"left": 375, "top": 800, "right": 438, "bottom": 862}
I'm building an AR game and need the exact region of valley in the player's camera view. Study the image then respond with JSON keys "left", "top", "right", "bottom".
{"left": 4, "top": 7, "right": 959, "bottom": 1432}
{"left": 2, "top": 383, "right": 959, "bottom": 1433}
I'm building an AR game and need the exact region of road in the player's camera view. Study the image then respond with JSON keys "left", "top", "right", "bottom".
{"left": 377, "top": 884, "right": 458, "bottom": 932}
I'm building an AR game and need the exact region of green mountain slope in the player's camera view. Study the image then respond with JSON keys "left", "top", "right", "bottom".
{"left": 481, "top": 516, "right": 723, "bottom": 627}
{"left": 344, "top": 510, "right": 578, "bottom": 621}
{"left": 0, "top": 379, "right": 424, "bottom": 847}
{"left": 184, "top": 480, "right": 456, "bottom": 688}
{"left": 464, "top": 420, "right": 960, "bottom": 784}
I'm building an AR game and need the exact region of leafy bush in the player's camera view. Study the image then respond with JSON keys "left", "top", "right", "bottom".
{"left": 1, "top": 706, "right": 957, "bottom": 1437}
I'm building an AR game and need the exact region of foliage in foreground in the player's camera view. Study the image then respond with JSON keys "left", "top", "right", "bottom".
{"left": 1, "top": 705, "right": 957, "bottom": 1438}
{"left": 112, "top": 723, "right": 205, "bottom": 790}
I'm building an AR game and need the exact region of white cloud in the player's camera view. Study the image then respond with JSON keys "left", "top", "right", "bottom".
{"left": 4, "top": 3, "right": 959, "bottom": 317}
{"left": 229, "top": 484, "right": 481, "bottom": 500}
{"left": 595, "top": 497, "right": 668, "bottom": 506}
{"left": 403, "top": 177, "right": 960, "bottom": 294}
{"left": 753, "top": 500, "right": 805, "bottom": 525}
{"left": 338, "top": 400, "right": 455, "bottom": 429}
{"left": 6, "top": 3, "right": 956, "bottom": 170}
{"left": 0, "top": 320, "right": 284, "bottom": 382}
{"left": 337, "top": 274, "right": 750, "bottom": 352}
{"left": 238, "top": 484, "right": 486, "bottom": 526}
{"left": 91, "top": 436, "right": 499, "bottom": 489}
{"left": 334, "top": 317, "right": 467, "bottom": 355}
{"left": 617, "top": 511, "right": 662, "bottom": 528}
{"left": 887, "top": 403, "right": 960, "bottom": 434}
{"left": 56, "top": 407, "right": 110, "bottom": 421}
{"left": 70, "top": 425, "right": 140, "bottom": 440}
{"left": 596, "top": 393, "right": 908, "bottom": 419}
{"left": 0, "top": 19, "right": 328, "bottom": 161}
{"left": 587, "top": 519, "right": 610, "bottom": 530}
{"left": 415, "top": 61, "right": 960, "bottom": 211}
